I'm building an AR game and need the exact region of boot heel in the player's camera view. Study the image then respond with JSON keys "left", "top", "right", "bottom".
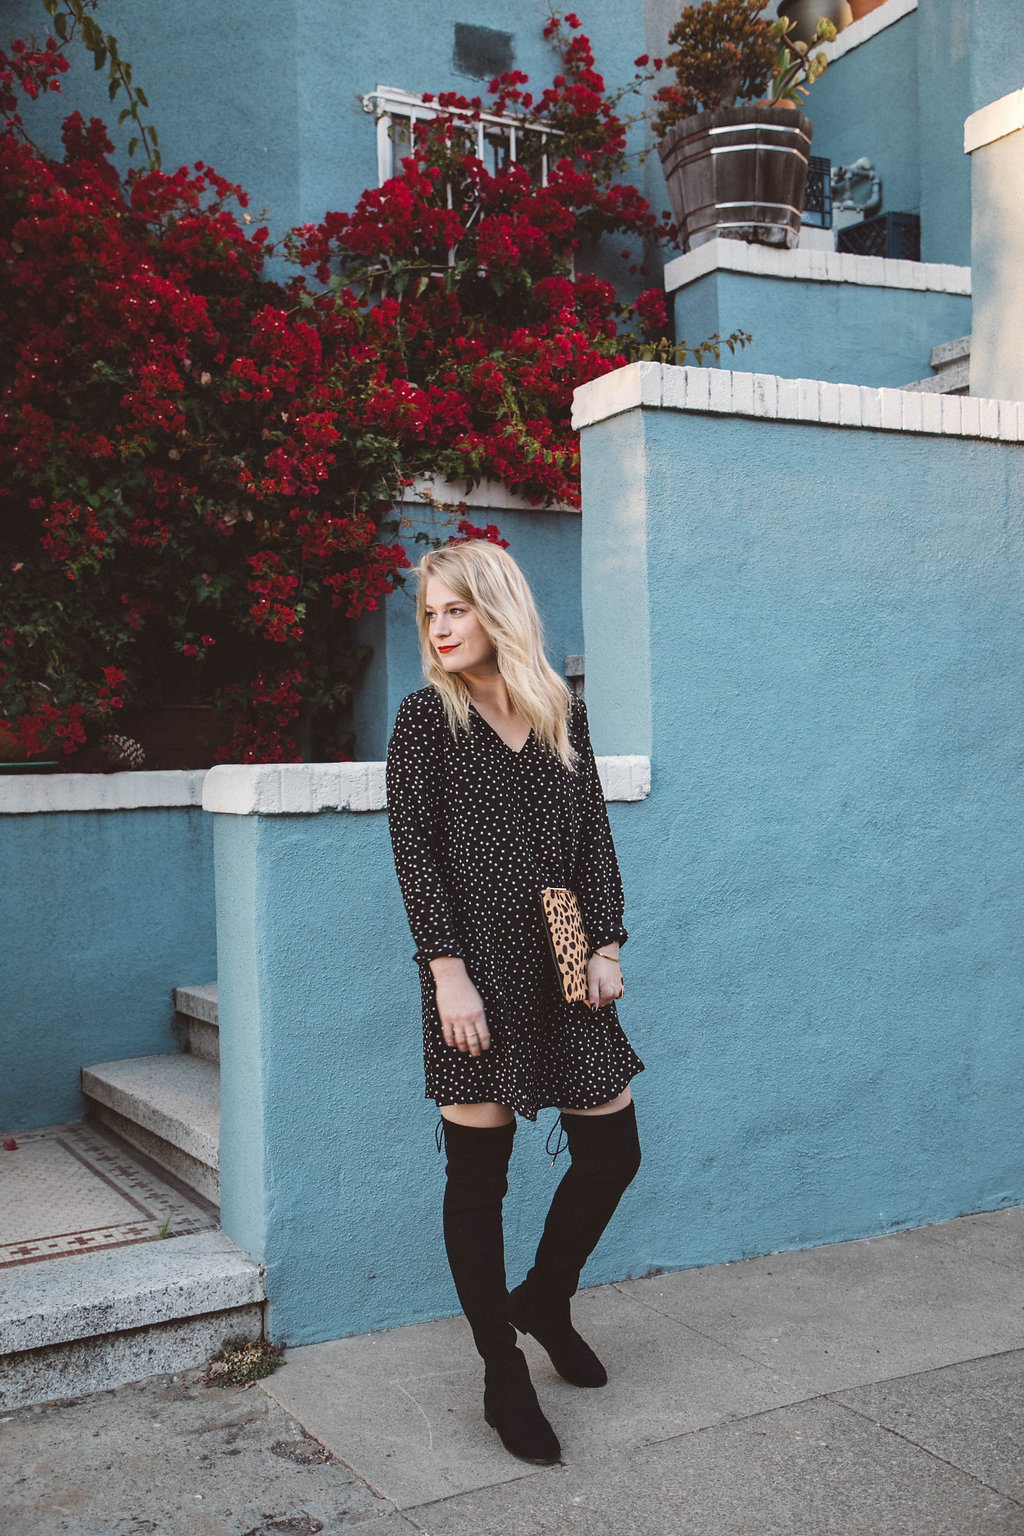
{"left": 483, "top": 1358, "right": 561, "bottom": 1466}
{"left": 508, "top": 1281, "right": 608, "bottom": 1388}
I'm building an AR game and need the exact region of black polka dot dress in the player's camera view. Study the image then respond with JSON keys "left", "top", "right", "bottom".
{"left": 386, "top": 686, "right": 644, "bottom": 1121}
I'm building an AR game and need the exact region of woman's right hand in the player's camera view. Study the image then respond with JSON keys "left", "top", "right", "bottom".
{"left": 429, "top": 957, "right": 491, "bottom": 1055}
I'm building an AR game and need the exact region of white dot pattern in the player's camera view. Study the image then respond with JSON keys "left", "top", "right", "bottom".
{"left": 386, "top": 687, "right": 645, "bottom": 1121}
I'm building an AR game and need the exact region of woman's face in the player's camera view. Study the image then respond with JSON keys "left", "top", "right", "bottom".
{"left": 424, "top": 577, "right": 496, "bottom": 676}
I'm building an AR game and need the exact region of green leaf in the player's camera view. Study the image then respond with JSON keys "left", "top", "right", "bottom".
{"left": 93, "top": 46, "right": 107, "bottom": 71}
{"left": 118, "top": 107, "right": 131, "bottom": 125}
{"left": 43, "top": 0, "right": 59, "bottom": 16}
{"left": 108, "top": 77, "right": 120, "bottom": 100}
{"left": 134, "top": 87, "right": 148, "bottom": 107}
{"left": 53, "top": 12, "right": 68, "bottom": 40}
{"left": 128, "top": 137, "right": 140, "bottom": 158}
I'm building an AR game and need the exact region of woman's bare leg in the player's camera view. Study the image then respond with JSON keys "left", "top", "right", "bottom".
{"left": 559, "top": 1086, "right": 631, "bottom": 1117}
{"left": 440, "top": 1101, "right": 515, "bottom": 1127}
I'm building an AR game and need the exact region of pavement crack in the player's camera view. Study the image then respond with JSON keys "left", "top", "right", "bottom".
{"left": 628, "top": 1388, "right": 835, "bottom": 1454}
{"left": 392, "top": 1382, "right": 434, "bottom": 1451}
{"left": 608, "top": 1281, "right": 792, "bottom": 1376}
{"left": 402, "top": 1464, "right": 558, "bottom": 1517}
{"left": 826, "top": 1391, "right": 1024, "bottom": 1510}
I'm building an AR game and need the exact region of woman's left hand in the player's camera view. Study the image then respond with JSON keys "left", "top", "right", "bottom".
{"left": 587, "top": 952, "right": 623, "bottom": 1010}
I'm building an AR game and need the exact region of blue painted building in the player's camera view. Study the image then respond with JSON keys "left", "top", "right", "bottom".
{"left": 8, "top": 0, "right": 1024, "bottom": 738}
{"left": 3, "top": 0, "right": 1024, "bottom": 1369}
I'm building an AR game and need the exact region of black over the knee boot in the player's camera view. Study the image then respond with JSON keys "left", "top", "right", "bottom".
{"left": 441, "top": 1117, "right": 561, "bottom": 1465}
{"left": 508, "top": 1099, "right": 642, "bottom": 1388}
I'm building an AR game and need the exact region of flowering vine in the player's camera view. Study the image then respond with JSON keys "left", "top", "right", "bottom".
{"left": 1, "top": 10, "right": 740, "bottom": 764}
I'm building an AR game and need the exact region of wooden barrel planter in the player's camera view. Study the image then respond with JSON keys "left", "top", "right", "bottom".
{"left": 658, "top": 104, "right": 814, "bottom": 254}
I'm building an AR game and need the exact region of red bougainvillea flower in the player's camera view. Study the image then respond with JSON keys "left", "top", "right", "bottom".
{"left": 1, "top": 10, "right": 675, "bottom": 762}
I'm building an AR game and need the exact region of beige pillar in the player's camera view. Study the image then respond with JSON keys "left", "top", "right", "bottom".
{"left": 965, "top": 88, "right": 1024, "bottom": 401}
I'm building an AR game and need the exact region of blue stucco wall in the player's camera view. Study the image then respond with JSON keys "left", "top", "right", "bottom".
{"left": 801, "top": 9, "right": 920, "bottom": 231}
{"left": 214, "top": 806, "right": 631, "bottom": 1345}
{"left": 671, "top": 270, "right": 971, "bottom": 387}
{"left": 917, "top": 0, "right": 1024, "bottom": 268}
{"left": 352, "top": 504, "right": 583, "bottom": 758}
{"left": 213, "top": 387, "right": 1024, "bottom": 1344}
{"left": 4, "top": 0, "right": 650, "bottom": 250}
{"left": 0, "top": 807, "right": 217, "bottom": 1130}
{"left": 744, "top": 1, "right": 1024, "bottom": 270}
{"left": 582, "top": 397, "right": 1024, "bottom": 1265}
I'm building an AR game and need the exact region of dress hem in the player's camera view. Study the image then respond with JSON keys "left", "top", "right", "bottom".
{"left": 427, "top": 1061, "right": 645, "bottom": 1124}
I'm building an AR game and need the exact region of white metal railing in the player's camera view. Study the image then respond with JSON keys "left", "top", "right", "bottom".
{"left": 361, "top": 85, "right": 559, "bottom": 187}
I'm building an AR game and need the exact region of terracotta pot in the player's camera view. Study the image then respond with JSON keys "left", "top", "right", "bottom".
{"left": 848, "top": 0, "right": 888, "bottom": 19}
{"left": 777, "top": 0, "right": 853, "bottom": 44}
{"left": 658, "top": 104, "right": 814, "bottom": 253}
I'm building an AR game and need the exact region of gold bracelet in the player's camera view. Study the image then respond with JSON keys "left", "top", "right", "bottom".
{"left": 593, "top": 948, "right": 620, "bottom": 962}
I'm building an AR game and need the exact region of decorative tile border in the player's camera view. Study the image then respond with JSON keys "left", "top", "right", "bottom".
{"left": 664, "top": 238, "right": 970, "bottom": 298}
{"left": 0, "top": 1123, "right": 217, "bottom": 1268}
{"left": 202, "top": 756, "right": 652, "bottom": 815}
{"left": 820, "top": 0, "right": 917, "bottom": 64}
{"left": 0, "top": 769, "right": 205, "bottom": 815}
{"left": 572, "top": 361, "right": 1024, "bottom": 442}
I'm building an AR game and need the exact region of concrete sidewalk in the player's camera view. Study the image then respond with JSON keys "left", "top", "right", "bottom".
{"left": 3, "top": 1207, "right": 1023, "bottom": 1534}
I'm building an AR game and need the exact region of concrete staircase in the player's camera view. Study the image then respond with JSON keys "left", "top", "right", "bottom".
{"left": 1, "top": 984, "right": 267, "bottom": 1411}
{"left": 902, "top": 335, "right": 971, "bottom": 394}
{"left": 82, "top": 985, "right": 221, "bottom": 1204}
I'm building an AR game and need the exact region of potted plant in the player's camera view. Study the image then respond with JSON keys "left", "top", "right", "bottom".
{"left": 653, "top": 0, "right": 836, "bottom": 253}
{"left": 777, "top": 0, "right": 851, "bottom": 45}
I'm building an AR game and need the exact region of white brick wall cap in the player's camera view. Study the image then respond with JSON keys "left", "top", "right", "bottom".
{"left": 663, "top": 239, "right": 970, "bottom": 297}
{"left": 964, "top": 87, "right": 1024, "bottom": 154}
{"left": 572, "top": 363, "right": 1024, "bottom": 442}
{"left": 0, "top": 769, "right": 205, "bottom": 814}
{"left": 399, "top": 474, "right": 578, "bottom": 516}
{"left": 819, "top": 0, "right": 917, "bottom": 65}
{"left": 202, "top": 756, "right": 651, "bottom": 815}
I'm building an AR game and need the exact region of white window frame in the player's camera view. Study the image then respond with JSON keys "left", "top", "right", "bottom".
{"left": 361, "top": 85, "right": 559, "bottom": 188}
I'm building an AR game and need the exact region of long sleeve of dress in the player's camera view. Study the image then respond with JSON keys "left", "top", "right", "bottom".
{"left": 386, "top": 694, "right": 464, "bottom": 965}
{"left": 571, "top": 699, "right": 629, "bottom": 954}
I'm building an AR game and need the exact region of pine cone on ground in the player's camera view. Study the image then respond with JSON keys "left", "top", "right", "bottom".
{"left": 101, "top": 733, "right": 146, "bottom": 769}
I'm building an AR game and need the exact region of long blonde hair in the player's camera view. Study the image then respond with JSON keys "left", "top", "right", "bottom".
{"left": 415, "top": 542, "right": 577, "bottom": 770}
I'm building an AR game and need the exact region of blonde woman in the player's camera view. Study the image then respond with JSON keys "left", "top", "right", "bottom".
{"left": 386, "top": 541, "right": 643, "bottom": 1466}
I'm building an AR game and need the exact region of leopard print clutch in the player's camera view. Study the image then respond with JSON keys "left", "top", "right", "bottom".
{"left": 540, "top": 886, "right": 591, "bottom": 1005}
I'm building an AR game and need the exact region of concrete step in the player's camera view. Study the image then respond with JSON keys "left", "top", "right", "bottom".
{"left": 82, "top": 1054, "right": 220, "bottom": 1204}
{"left": 930, "top": 334, "right": 971, "bottom": 370}
{"left": 903, "top": 335, "right": 971, "bottom": 395}
{"left": 0, "top": 1228, "right": 264, "bottom": 1410}
{"left": 173, "top": 980, "right": 219, "bottom": 1062}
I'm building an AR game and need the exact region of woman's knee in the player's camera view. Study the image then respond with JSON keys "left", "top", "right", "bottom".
{"left": 440, "top": 1101, "right": 516, "bottom": 1128}
{"left": 560, "top": 1086, "right": 632, "bottom": 1118}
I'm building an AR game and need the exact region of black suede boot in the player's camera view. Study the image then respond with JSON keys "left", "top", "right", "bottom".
{"left": 508, "top": 1099, "right": 642, "bottom": 1388}
{"left": 441, "top": 1117, "right": 561, "bottom": 1465}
